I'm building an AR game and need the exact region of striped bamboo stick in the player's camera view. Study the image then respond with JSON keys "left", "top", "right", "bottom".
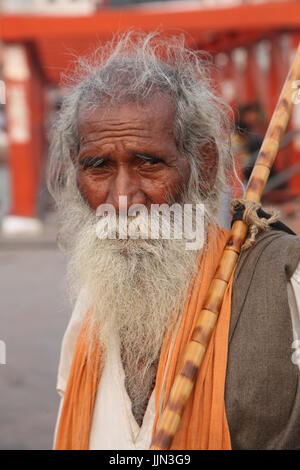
{"left": 150, "top": 43, "right": 300, "bottom": 451}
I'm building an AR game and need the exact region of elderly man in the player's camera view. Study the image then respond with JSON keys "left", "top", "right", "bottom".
{"left": 49, "top": 33, "right": 300, "bottom": 450}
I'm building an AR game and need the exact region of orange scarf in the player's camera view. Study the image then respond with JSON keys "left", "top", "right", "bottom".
{"left": 55, "top": 227, "right": 233, "bottom": 450}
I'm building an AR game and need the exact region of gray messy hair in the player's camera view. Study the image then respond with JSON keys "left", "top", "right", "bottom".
{"left": 47, "top": 31, "right": 235, "bottom": 216}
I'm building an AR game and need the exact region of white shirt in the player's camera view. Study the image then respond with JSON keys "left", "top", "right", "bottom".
{"left": 54, "top": 262, "right": 300, "bottom": 449}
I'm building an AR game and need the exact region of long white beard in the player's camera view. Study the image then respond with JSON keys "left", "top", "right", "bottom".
{"left": 67, "top": 207, "right": 200, "bottom": 355}
{"left": 60, "top": 187, "right": 210, "bottom": 423}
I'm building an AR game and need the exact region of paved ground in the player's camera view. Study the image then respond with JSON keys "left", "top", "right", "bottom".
{"left": 0, "top": 227, "right": 71, "bottom": 450}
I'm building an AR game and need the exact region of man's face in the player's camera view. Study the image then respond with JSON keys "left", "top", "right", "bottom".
{"left": 75, "top": 94, "right": 190, "bottom": 212}
{"left": 65, "top": 96, "right": 201, "bottom": 375}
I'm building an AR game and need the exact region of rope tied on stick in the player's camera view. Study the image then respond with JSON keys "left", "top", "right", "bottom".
{"left": 230, "top": 199, "right": 280, "bottom": 251}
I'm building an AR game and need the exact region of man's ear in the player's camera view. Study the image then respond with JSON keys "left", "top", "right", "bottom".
{"left": 198, "top": 140, "right": 219, "bottom": 194}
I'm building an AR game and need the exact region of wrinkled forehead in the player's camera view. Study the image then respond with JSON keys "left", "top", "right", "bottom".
{"left": 77, "top": 92, "right": 177, "bottom": 140}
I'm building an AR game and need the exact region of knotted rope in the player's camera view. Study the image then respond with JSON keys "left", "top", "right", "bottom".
{"left": 230, "top": 199, "right": 280, "bottom": 251}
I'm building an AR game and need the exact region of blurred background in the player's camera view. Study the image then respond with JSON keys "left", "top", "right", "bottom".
{"left": 0, "top": 0, "right": 300, "bottom": 450}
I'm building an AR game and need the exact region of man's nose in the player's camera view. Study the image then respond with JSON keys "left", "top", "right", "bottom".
{"left": 106, "top": 167, "right": 147, "bottom": 212}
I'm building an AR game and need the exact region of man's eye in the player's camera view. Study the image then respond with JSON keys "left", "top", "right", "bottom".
{"left": 80, "top": 157, "right": 106, "bottom": 169}
{"left": 137, "top": 154, "right": 163, "bottom": 165}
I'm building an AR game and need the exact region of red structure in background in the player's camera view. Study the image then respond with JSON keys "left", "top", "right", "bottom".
{"left": 1, "top": 0, "right": 300, "bottom": 220}
{"left": 3, "top": 45, "right": 45, "bottom": 218}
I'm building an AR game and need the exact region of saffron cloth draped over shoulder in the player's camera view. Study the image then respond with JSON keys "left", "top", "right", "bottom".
{"left": 55, "top": 226, "right": 234, "bottom": 450}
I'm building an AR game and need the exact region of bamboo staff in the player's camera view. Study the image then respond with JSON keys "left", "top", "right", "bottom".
{"left": 151, "top": 44, "right": 300, "bottom": 451}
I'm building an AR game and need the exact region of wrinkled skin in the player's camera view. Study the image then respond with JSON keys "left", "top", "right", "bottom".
{"left": 74, "top": 94, "right": 218, "bottom": 212}
{"left": 75, "top": 95, "right": 190, "bottom": 212}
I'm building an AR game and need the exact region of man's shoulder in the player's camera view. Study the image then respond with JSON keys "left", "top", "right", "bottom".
{"left": 235, "top": 229, "right": 300, "bottom": 282}
{"left": 226, "top": 229, "right": 300, "bottom": 449}
{"left": 229, "top": 229, "right": 300, "bottom": 342}
{"left": 56, "top": 289, "right": 88, "bottom": 395}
